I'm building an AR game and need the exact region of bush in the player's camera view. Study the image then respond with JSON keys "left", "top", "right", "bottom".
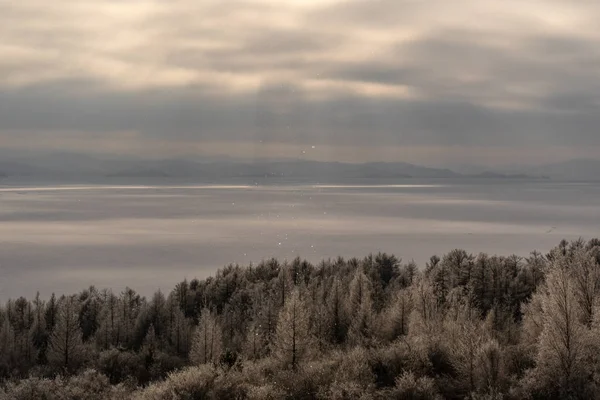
{"left": 132, "top": 365, "right": 219, "bottom": 400}
{"left": 382, "top": 371, "right": 442, "bottom": 400}
{"left": 246, "top": 384, "right": 286, "bottom": 400}
{"left": 324, "top": 381, "right": 374, "bottom": 400}
{"left": 369, "top": 342, "right": 413, "bottom": 388}
{"left": 62, "top": 369, "right": 130, "bottom": 400}
{"left": 0, "top": 377, "right": 60, "bottom": 400}
{"left": 97, "top": 349, "right": 144, "bottom": 384}
{"left": 0, "top": 370, "right": 130, "bottom": 400}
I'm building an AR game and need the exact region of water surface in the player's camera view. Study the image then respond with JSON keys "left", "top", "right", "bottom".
{"left": 1, "top": 180, "right": 598, "bottom": 299}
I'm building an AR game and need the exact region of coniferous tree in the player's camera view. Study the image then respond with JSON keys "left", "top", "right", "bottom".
{"left": 168, "top": 303, "right": 192, "bottom": 357}
{"left": 47, "top": 296, "right": 84, "bottom": 372}
{"left": 0, "top": 315, "right": 16, "bottom": 377}
{"left": 96, "top": 290, "right": 121, "bottom": 350}
{"left": 2, "top": 241, "right": 600, "bottom": 397}
{"left": 347, "top": 270, "right": 374, "bottom": 346}
{"left": 409, "top": 275, "right": 442, "bottom": 341}
{"left": 272, "top": 289, "right": 313, "bottom": 370}
{"left": 327, "top": 277, "right": 348, "bottom": 345}
{"left": 190, "top": 308, "right": 223, "bottom": 365}
{"left": 569, "top": 247, "right": 600, "bottom": 326}
{"left": 526, "top": 252, "right": 590, "bottom": 398}
{"left": 120, "top": 287, "right": 142, "bottom": 348}
{"left": 78, "top": 286, "right": 101, "bottom": 342}
{"left": 45, "top": 293, "right": 58, "bottom": 333}
{"left": 276, "top": 261, "right": 291, "bottom": 307}
{"left": 385, "top": 288, "right": 414, "bottom": 340}
{"left": 445, "top": 295, "right": 490, "bottom": 395}
{"left": 243, "top": 320, "right": 262, "bottom": 362}
{"left": 29, "top": 293, "right": 48, "bottom": 364}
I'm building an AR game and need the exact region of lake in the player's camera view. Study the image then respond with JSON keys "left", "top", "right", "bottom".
{"left": 1, "top": 180, "right": 599, "bottom": 300}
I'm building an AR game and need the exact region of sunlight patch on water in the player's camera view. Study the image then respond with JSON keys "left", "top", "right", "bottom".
{"left": 310, "top": 184, "right": 446, "bottom": 189}
{"left": 0, "top": 185, "right": 256, "bottom": 192}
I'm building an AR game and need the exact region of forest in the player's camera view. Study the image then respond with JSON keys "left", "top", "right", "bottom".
{"left": 1, "top": 238, "right": 600, "bottom": 399}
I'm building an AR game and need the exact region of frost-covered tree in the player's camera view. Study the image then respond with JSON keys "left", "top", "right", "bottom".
{"left": 45, "top": 293, "right": 58, "bottom": 333}
{"left": 307, "top": 282, "right": 331, "bottom": 351}
{"left": 527, "top": 256, "right": 590, "bottom": 397}
{"left": 0, "top": 315, "right": 16, "bottom": 374}
{"left": 327, "top": 277, "right": 348, "bottom": 345}
{"left": 78, "top": 286, "right": 102, "bottom": 342}
{"left": 347, "top": 270, "right": 374, "bottom": 346}
{"left": 272, "top": 289, "right": 314, "bottom": 370}
{"left": 120, "top": 287, "right": 142, "bottom": 348}
{"left": 190, "top": 308, "right": 223, "bottom": 365}
{"left": 474, "top": 339, "right": 505, "bottom": 395}
{"left": 525, "top": 250, "right": 547, "bottom": 289}
{"left": 276, "top": 262, "right": 292, "bottom": 307}
{"left": 47, "top": 296, "right": 84, "bottom": 372}
{"left": 385, "top": 288, "right": 414, "bottom": 340}
{"left": 569, "top": 247, "right": 600, "bottom": 326}
{"left": 29, "top": 293, "right": 48, "bottom": 364}
{"left": 148, "top": 291, "right": 168, "bottom": 347}
{"left": 445, "top": 295, "right": 490, "bottom": 395}
{"left": 168, "top": 303, "right": 192, "bottom": 357}
{"left": 243, "top": 321, "right": 262, "bottom": 362}
{"left": 409, "top": 276, "right": 441, "bottom": 341}
{"left": 96, "top": 290, "right": 121, "bottom": 350}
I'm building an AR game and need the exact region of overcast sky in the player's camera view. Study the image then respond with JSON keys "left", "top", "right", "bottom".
{"left": 1, "top": 0, "right": 599, "bottom": 167}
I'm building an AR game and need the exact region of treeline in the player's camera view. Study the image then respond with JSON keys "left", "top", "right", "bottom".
{"left": 1, "top": 239, "right": 600, "bottom": 399}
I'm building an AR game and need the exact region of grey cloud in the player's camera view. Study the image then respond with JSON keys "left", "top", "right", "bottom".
{"left": 318, "top": 28, "right": 600, "bottom": 113}
{"left": 2, "top": 77, "right": 600, "bottom": 152}
{"left": 1, "top": 0, "right": 600, "bottom": 165}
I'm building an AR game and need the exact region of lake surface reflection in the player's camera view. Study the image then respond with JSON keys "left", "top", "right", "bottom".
{"left": 1, "top": 181, "right": 599, "bottom": 299}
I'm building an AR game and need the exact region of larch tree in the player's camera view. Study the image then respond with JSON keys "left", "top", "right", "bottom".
{"left": 445, "top": 294, "right": 490, "bottom": 395}
{"left": 168, "top": 304, "right": 192, "bottom": 357}
{"left": 530, "top": 256, "right": 590, "bottom": 397}
{"left": 78, "top": 286, "right": 102, "bottom": 342}
{"left": 521, "top": 288, "right": 546, "bottom": 354}
{"left": 47, "top": 296, "right": 84, "bottom": 372}
{"left": 243, "top": 291, "right": 277, "bottom": 361}
{"left": 29, "top": 293, "right": 48, "bottom": 364}
{"left": 243, "top": 320, "right": 262, "bottom": 362}
{"left": 276, "top": 263, "right": 292, "bottom": 307}
{"left": 44, "top": 293, "right": 58, "bottom": 333}
{"left": 385, "top": 288, "right": 414, "bottom": 340}
{"left": 0, "top": 315, "right": 16, "bottom": 371}
{"left": 569, "top": 247, "right": 600, "bottom": 326}
{"left": 141, "top": 324, "right": 160, "bottom": 369}
{"left": 327, "top": 277, "right": 348, "bottom": 345}
{"left": 272, "top": 289, "right": 314, "bottom": 370}
{"left": 120, "top": 287, "right": 142, "bottom": 348}
{"left": 190, "top": 308, "right": 223, "bottom": 365}
{"left": 96, "top": 290, "right": 121, "bottom": 350}
{"left": 474, "top": 339, "right": 506, "bottom": 395}
{"left": 307, "top": 281, "right": 330, "bottom": 351}
{"left": 347, "top": 270, "right": 375, "bottom": 346}
{"left": 525, "top": 250, "right": 547, "bottom": 289}
{"left": 148, "top": 291, "right": 168, "bottom": 348}
{"left": 9, "top": 297, "right": 35, "bottom": 366}
{"left": 409, "top": 276, "right": 441, "bottom": 342}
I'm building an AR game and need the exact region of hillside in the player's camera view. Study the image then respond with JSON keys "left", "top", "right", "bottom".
{"left": 531, "top": 159, "right": 600, "bottom": 181}
{"left": 0, "top": 153, "right": 548, "bottom": 183}
{"left": 1, "top": 239, "right": 600, "bottom": 399}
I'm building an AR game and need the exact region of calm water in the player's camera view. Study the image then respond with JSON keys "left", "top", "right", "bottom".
{"left": 1, "top": 180, "right": 599, "bottom": 300}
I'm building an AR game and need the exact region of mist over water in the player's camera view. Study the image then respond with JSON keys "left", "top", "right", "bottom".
{"left": 1, "top": 180, "right": 599, "bottom": 300}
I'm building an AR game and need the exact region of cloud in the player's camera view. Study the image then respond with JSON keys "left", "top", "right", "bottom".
{"left": 1, "top": 0, "right": 599, "bottom": 166}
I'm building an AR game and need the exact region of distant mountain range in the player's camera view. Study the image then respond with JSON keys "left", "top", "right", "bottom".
{"left": 528, "top": 159, "right": 600, "bottom": 181}
{"left": 1, "top": 152, "right": 599, "bottom": 182}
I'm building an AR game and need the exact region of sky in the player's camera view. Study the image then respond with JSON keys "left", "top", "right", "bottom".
{"left": 1, "top": 0, "right": 600, "bottom": 167}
